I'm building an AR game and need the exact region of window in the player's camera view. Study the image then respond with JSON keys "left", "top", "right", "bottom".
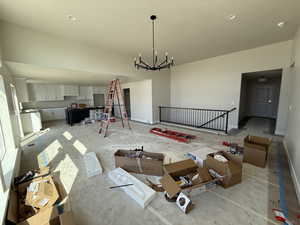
{"left": 0, "top": 118, "right": 6, "bottom": 192}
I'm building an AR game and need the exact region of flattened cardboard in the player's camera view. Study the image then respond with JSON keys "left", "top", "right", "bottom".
{"left": 244, "top": 135, "right": 271, "bottom": 168}
{"left": 160, "top": 159, "right": 213, "bottom": 198}
{"left": 205, "top": 151, "right": 242, "bottom": 188}
{"left": 25, "top": 176, "right": 59, "bottom": 209}
{"left": 114, "top": 150, "right": 164, "bottom": 176}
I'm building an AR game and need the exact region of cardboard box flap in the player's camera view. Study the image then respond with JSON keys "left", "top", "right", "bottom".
{"left": 244, "top": 136, "right": 271, "bottom": 151}
{"left": 164, "top": 159, "right": 198, "bottom": 177}
{"left": 160, "top": 174, "right": 181, "bottom": 198}
{"left": 7, "top": 191, "right": 18, "bottom": 223}
{"left": 59, "top": 211, "right": 76, "bottom": 225}
{"left": 18, "top": 206, "right": 59, "bottom": 225}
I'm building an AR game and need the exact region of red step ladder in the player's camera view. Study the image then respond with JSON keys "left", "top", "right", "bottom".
{"left": 99, "top": 79, "right": 131, "bottom": 137}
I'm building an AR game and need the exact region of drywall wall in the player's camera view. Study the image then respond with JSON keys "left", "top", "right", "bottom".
{"left": 122, "top": 80, "right": 153, "bottom": 124}
{"left": 151, "top": 70, "right": 171, "bottom": 123}
{"left": 170, "top": 41, "right": 292, "bottom": 131}
{"left": 285, "top": 27, "right": 300, "bottom": 201}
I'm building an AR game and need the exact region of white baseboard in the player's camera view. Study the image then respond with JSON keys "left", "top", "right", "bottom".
{"left": 130, "top": 118, "right": 152, "bottom": 124}
{"left": 282, "top": 140, "right": 300, "bottom": 204}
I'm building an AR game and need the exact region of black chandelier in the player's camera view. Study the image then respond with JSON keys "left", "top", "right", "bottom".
{"left": 134, "top": 15, "right": 174, "bottom": 71}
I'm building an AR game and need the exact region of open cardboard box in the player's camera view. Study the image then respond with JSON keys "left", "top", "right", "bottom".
{"left": 160, "top": 159, "right": 216, "bottom": 198}
{"left": 205, "top": 151, "right": 242, "bottom": 188}
{"left": 114, "top": 149, "right": 164, "bottom": 176}
{"left": 243, "top": 135, "right": 272, "bottom": 168}
{"left": 7, "top": 168, "right": 72, "bottom": 225}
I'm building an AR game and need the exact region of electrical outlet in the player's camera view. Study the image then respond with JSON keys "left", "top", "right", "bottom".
{"left": 288, "top": 105, "right": 293, "bottom": 111}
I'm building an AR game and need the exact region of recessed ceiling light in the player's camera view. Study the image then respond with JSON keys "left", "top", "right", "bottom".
{"left": 277, "top": 21, "right": 286, "bottom": 28}
{"left": 67, "top": 15, "right": 77, "bottom": 21}
{"left": 227, "top": 14, "right": 237, "bottom": 21}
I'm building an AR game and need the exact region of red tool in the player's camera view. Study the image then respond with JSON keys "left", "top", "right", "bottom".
{"left": 150, "top": 128, "right": 196, "bottom": 143}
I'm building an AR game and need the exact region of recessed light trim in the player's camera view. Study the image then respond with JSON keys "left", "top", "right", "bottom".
{"left": 67, "top": 15, "right": 77, "bottom": 21}
{"left": 227, "top": 14, "right": 237, "bottom": 21}
{"left": 277, "top": 21, "right": 286, "bottom": 28}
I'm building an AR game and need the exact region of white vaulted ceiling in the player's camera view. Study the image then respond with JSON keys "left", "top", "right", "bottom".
{"left": 1, "top": 0, "right": 300, "bottom": 65}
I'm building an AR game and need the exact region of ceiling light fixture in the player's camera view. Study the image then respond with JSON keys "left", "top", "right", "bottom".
{"left": 277, "top": 21, "right": 286, "bottom": 28}
{"left": 67, "top": 15, "right": 77, "bottom": 21}
{"left": 227, "top": 14, "right": 237, "bottom": 21}
{"left": 134, "top": 15, "right": 174, "bottom": 71}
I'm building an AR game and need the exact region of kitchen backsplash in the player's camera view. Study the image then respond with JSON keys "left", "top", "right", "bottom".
{"left": 22, "top": 99, "right": 92, "bottom": 109}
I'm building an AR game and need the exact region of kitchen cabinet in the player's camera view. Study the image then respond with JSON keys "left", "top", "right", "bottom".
{"left": 40, "top": 108, "right": 66, "bottom": 122}
{"left": 63, "top": 85, "right": 79, "bottom": 96}
{"left": 29, "top": 84, "right": 64, "bottom": 101}
{"left": 78, "top": 86, "right": 93, "bottom": 100}
{"left": 21, "top": 111, "right": 42, "bottom": 134}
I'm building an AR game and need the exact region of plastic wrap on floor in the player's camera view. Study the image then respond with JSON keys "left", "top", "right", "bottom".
{"left": 108, "top": 168, "right": 156, "bottom": 208}
{"left": 84, "top": 152, "right": 103, "bottom": 178}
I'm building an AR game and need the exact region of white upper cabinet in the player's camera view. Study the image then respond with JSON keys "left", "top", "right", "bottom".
{"left": 62, "top": 85, "right": 79, "bottom": 96}
{"left": 29, "top": 83, "right": 64, "bottom": 101}
{"left": 78, "top": 86, "right": 93, "bottom": 100}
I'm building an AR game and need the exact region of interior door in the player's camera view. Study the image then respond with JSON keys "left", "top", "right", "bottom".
{"left": 252, "top": 85, "right": 273, "bottom": 118}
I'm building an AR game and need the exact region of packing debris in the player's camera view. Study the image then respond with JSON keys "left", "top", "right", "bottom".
{"left": 176, "top": 192, "right": 193, "bottom": 214}
{"left": 150, "top": 128, "right": 196, "bottom": 143}
{"left": 222, "top": 141, "right": 244, "bottom": 155}
{"left": 114, "top": 148, "right": 164, "bottom": 176}
{"left": 84, "top": 152, "right": 103, "bottom": 178}
{"left": 108, "top": 168, "right": 156, "bottom": 208}
{"left": 14, "top": 167, "right": 51, "bottom": 185}
{"left": 7, "top": 167, "right": 76, "bottom": 225}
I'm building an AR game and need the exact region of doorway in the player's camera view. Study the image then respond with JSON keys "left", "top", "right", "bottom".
{"left": 238, "top": 69, "right": 282, "bottom": 134}
{"left": 123, "top": 88, "right": 131, "bottom": 118}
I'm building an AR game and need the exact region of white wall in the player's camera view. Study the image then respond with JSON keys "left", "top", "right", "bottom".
{"left": 122, "top": 80, "right": 153, "bottom": 124}
{"left": 285, "top": 27, "right": 300, "bottom": 201}
{"left": 170, "top": 41, "right": 292, "bottom": 131}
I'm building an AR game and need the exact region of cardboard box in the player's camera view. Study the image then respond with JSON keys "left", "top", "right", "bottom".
{"left": 114, "top": 150, "right": 164, "bottom": 176}
{"left": 205, "top": 151, "right": 242, "bottom": 188}
{"left": 186, "top": 147, "right": 218, "bottom": 167}
{"left": 7, "top": 168, "right": 70, "bottom": 225}
{"left": 243, "top": 135, "right": 271, "bottom": 168}
{"left": 7, "top": 202, "right": 75, "bottom": 225}
{"left": 160, "top": 159, "right": 214, "bottom": 198}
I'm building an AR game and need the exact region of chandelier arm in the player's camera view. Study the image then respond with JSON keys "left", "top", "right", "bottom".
{"left": 139, "top": 59, "right": 151, "bottom": 68}
{"left": 136, "top": 63, "right": 150, "bottom": 70}
{"left": 157, "top": 59, "right": 168, "bottom": 67}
